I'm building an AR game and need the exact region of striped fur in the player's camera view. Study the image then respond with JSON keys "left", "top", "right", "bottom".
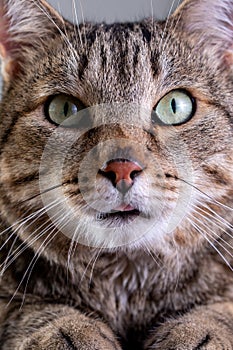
{"left": 0, "top": 0, "right": 232, "bottom": 349}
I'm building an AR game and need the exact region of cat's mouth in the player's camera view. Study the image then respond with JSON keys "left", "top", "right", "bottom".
{"left": 96, "top": 204, "right": 143, "bottom": 225}
{"left": 98, "top": 209, "right": 140, "bottom": 220}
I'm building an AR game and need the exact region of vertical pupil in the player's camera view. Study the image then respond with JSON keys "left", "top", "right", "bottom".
{"left": 64, "top": 102, "right": 69, "bottom": 116}
{"left": 171, "top": 98, "right": 176, "bottom": 114}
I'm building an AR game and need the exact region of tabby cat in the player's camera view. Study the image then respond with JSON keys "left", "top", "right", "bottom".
{"left": 0, "top": 0, "right": 232, "bottom": 349}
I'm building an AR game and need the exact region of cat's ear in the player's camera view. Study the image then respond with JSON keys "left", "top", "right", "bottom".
{"left": 174, "top": 0, "right": 233, "bottom": 69}
{"left": 0, "top": 0, "right": 64, "bottom": 81}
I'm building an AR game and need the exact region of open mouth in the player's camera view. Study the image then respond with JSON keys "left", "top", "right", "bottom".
{"left": 96, "top": 208, "right": 141, "bottom": 224}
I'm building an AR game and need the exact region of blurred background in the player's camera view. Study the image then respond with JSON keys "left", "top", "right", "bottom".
{"left": 0, "top": 0, "right": 183, "bottom": 91}
{"left": 48, "top": 0, "right": 182, "bottom": 23}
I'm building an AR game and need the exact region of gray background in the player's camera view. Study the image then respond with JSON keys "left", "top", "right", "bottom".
{"left": 0, "top": 0, "right": 182, "bottom": 92}
{"left": 47, "top": 0, "right": 182, "bottom": 23}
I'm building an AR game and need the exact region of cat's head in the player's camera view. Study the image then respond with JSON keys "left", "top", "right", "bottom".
{"left": 0, "top": 0, "right": 232, "bottom": 262}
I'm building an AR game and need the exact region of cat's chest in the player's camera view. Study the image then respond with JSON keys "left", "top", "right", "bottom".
{"left": 74, "top": 254, "right": 184, "bottom": 334}
{"left": 74, "top": 251, "right": 231, "bottom": 335}
{"left": 78, "top": 258, "right": 159, "bottom": 334}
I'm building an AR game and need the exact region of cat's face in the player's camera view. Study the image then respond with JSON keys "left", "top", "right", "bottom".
{"left": 0, "top": 0, "right": 232, "bottom": 259}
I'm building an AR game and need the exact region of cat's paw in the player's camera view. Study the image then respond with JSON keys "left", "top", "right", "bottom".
{"left": 19, "top": 314, "right": 121, "bottom": 350}
{"left": 144, "top": 309, "right": 233, "bottom": 350}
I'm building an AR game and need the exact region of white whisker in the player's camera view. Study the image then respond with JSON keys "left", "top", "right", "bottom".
{"left": 143, "top": 240, "right": 163, "bottom": 268}
{"left": 159, "top": 0, "right": 176, "bottom": 51}
{"left": 78, "top": 0, "right": 87, "bottom": 52}
{"left": 32, "top": 0, "right": 79, "bottom": 63}
{"left": 192, "top": 204, "right": 233, "bottom": 239}
{"left": 189, "top": 212, "right": 233, "bottom": 258}
{"left": 180, "top": 178, "right": 233, "bottom": 211}
{"left": 1, "top": 197, "right": 70, "bottom": 275}
{"left": 187, "top": 218, "right": 233, "bottom": 272}
{"left": 19, "top": 229, "right": 60, "bottom": 309}
{"left": 195, "top": 199, "right": 233, "bottom": 229}
{"left": 88, "top": 246, "right": 105, "bottom": 286}
{"left": 71, "top": 0, "right": 84, "bottom": 49}
{"left": 20, "top": 209, "right": 76, "bottom": 309}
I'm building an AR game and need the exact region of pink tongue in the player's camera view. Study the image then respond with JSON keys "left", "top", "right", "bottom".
{"left": 113, "top": 204, "right": 135, "bottom": 212}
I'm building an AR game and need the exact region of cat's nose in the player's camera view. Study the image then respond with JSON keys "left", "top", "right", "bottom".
{"left": 99, "top": 159, "right": 143, "bottom": 194}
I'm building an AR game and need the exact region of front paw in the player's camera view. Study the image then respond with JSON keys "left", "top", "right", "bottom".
{"left": 145, "top": 309, "right": 233, "bottom": 350}
{"left": 19, "top": 314, "right": 121, "bottom": 350}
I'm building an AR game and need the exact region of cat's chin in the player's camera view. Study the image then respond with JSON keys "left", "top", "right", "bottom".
{"left": 59, "top": 207, "right": 170, "bottom": 251}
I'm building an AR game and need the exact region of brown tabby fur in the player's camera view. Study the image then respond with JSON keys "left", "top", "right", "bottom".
{"left": 0, "top": 0, "right": 233, "bottom": 349}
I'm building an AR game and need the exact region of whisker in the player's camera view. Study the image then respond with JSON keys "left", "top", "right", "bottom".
{"left": 65, "top": 193, "right": 109, "bottom": 271}
{"left": 88, "top": 246, "right": 105, "bottom": 287}
{"left": 1, "top": 197, "right": 70, "bottom": 274}
{"left": 159, "top": 0, "right": 177, "bottom": 52}
{"left": 160, "top": 0, "right": 182, "bottom": 58}
{"left": 32, "top": 0, "right": 79, "bottom": 62}
{"left": 20, "top": 209, "right": 77, "bottom": 309}
{"left": 79, "top": 250, "right": 96, "bottom": 285}
{"left": 20, "top": 183, "right": 64, "bottom": 203}
{"left": 71, "top": 0, "right": 83, "bottom": 50}
{"left": 192, "top": 204, "right": 233, "bottom": 237}
{"left": 62, "top": 209, "right": 84, "bottom": 272}
{"left": 143, "top": 240, "right": 163, "bottom": 268}
{"left": 195, "top": 200, "right": 233, "bottom": 229}
{"left": 59, "top": 2, "right": 77, "bottom": 49}
{"left": 1, "top": 215, "right": 55, "bottom": 275}
{"left": 193, "top": 180, "right": 233, "bottom": 190}
{"left": 66, "top": 224, "right": 81, "bottom": 272}
{"left": 0, "top": 198, "right": 61, "bottom": 271}
{"left": 19, "top": 229, "right": 60, "bottom": 309}
{"left": 0, "top": 205, "right": 48, "bottom": 238}
{"left": 178, "top": 177, "right": 233, "bottom": 211}
{"left": 5, "top": 197, "right": 61, "bottom": 241}
{"left": 187, "top": 218, "right": 233, "bottom": 272}
{"left": 150, "top": 0, "right": 154, "bottom": 26}
{"left": 77, "top": 0, "right": 88, "bottom": 51}
{"left": 7, "top": 229, "right": 57, "bottom": 308}
{"left": 8, "top": 205, "right": 74, "bottom": 308}
{"left": 66, "top": 206, "right": 95, "bottom": 270}
{"left": 189, "top": 212, "right": 233, "bottom": 258}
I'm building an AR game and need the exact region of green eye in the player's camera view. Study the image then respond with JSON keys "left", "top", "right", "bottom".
{"left": 45, "top": 95, "right": 88, "bottom": 127}
{"left": 153, "top": 90, "right": 195, "bottom": 125}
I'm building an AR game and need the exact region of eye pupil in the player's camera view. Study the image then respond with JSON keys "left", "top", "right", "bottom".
{"left": 64, "top": 102, "right": 69, "bottom": 117}
{"left": 171, "top": 98, "right": 176, "bottom": 114}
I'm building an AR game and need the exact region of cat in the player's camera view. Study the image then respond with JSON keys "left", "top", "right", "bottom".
{"left": 0, "top": 0, "right": 232, "bottom": 348}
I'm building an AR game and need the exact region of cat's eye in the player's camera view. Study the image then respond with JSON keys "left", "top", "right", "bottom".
{"left": 45, "top": 95, "right": 90, "bottom": 128}
{"left": 152, "top": 90, "right": 196, "bottom": 126}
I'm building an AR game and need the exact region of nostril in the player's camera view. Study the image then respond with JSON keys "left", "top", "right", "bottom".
{"left": 130, "top": 169, "right": 142, "bottom": 180}
{"left": 100, "top": 170, "right": 116, "bottom": 184}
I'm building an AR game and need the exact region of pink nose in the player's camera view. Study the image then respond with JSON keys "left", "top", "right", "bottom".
{"left": 100, "top": 160, "right": 143, "bottom": 194}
